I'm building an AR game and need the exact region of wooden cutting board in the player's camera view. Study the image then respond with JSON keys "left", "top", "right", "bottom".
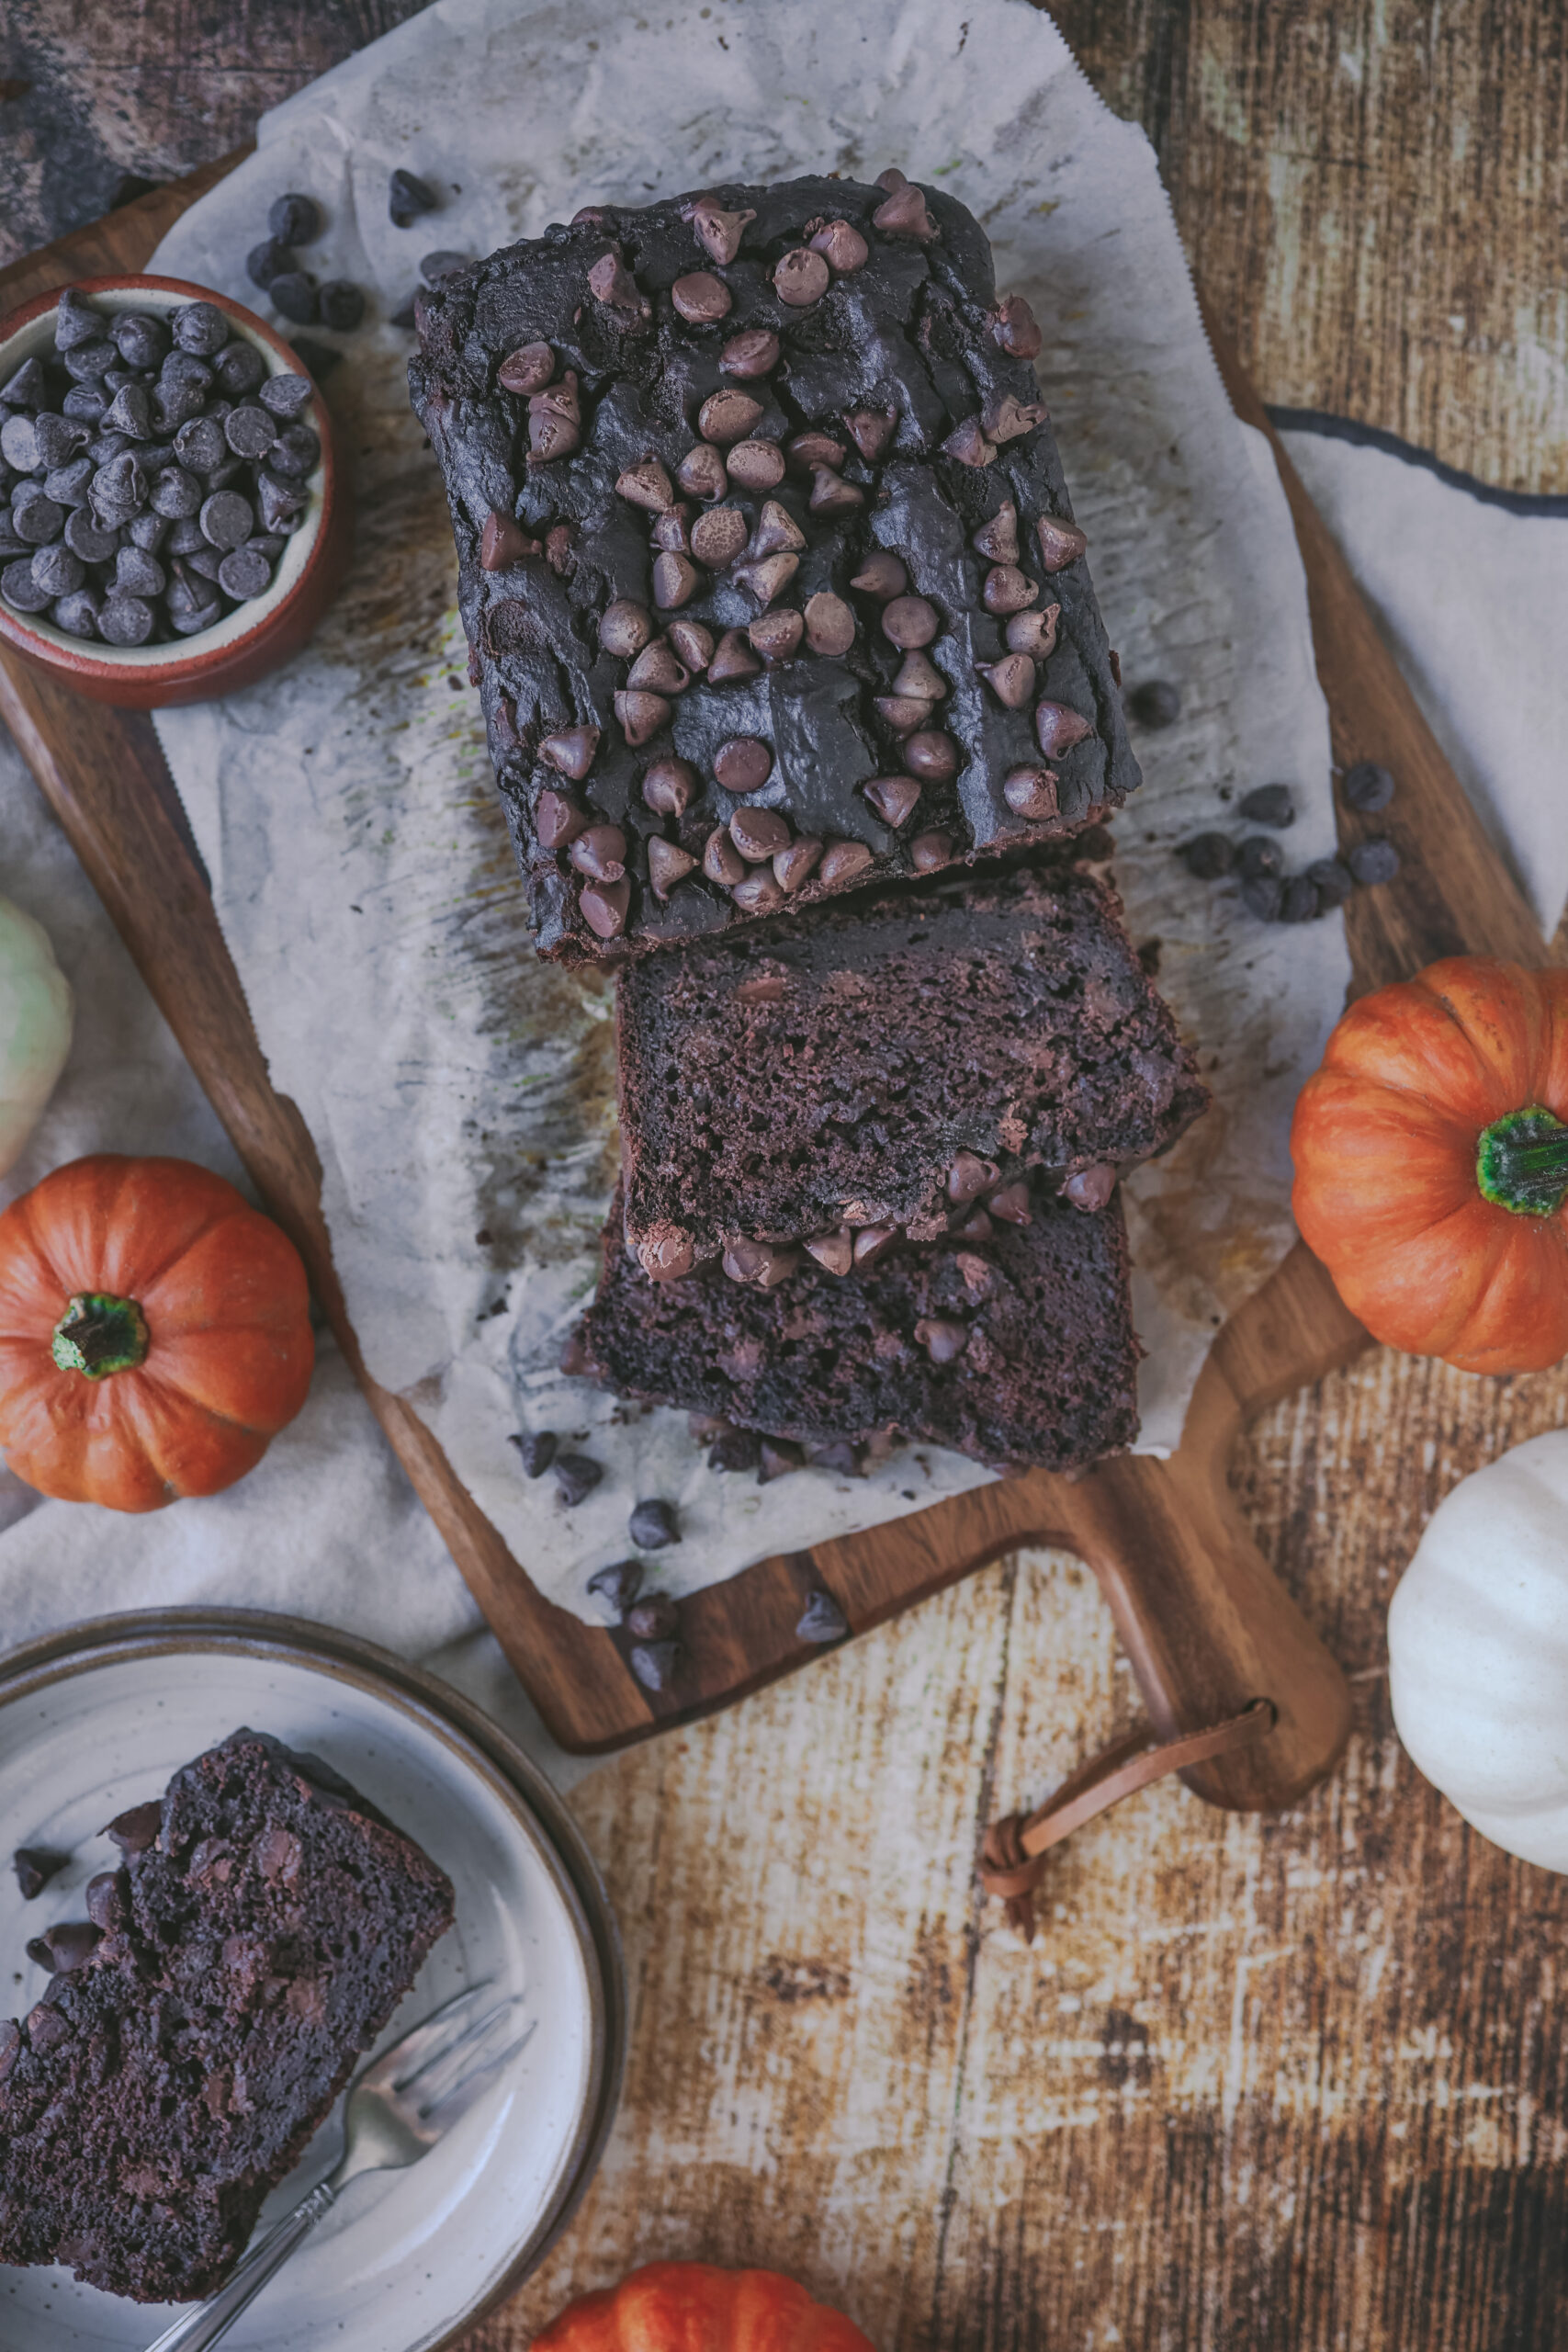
{"left": 0, "top": 170, "right": 1548, "bottom": 1792}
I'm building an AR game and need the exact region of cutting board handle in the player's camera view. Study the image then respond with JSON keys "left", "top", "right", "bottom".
{"left": 1045, "top": 1244, "right": 1366, "bottom": 1807}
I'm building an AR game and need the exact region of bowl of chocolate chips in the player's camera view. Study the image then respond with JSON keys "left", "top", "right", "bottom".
{"left": 0, "top": 274, "right": 348, "bottom": 707}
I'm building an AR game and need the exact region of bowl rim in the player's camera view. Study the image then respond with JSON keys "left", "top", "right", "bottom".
{"left": 0, "top": 1603, "right": 628, "bottom": 2346}
{"left": 0, "top": 274, "right": 335, "bottom": 684}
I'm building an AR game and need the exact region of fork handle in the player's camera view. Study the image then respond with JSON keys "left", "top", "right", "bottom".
{"left": 144, "top": 2180, "right": 336, "bottom": 2352}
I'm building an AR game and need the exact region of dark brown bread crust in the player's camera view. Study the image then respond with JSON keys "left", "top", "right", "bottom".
{"left": 583, "top": 1182, "right": 1141, "bottom": 1472}
{"left": 0, "top": 1730, "right": 454, "bottom": 2302}
{"left": 615, "top": 860, "right": 1208, "bottom": 1272}
{"left": 409, "top": 173, "right": 1140, "bottom": 965}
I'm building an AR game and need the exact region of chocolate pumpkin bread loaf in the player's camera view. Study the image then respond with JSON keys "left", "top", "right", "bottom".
{"left": 409, "top": 171, "right": 1139, "bottom": 965}
{"left": 615, "top": 860, "right": 1207, "bottom": 1280}
{"left": 583, "top": 1179, "right": 1141, "bottom": 1474}
{"left": 0, "top": 1730, "right": 454, "bottom": 2301}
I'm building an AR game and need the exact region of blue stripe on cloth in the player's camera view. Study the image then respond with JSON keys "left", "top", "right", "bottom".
{"left": 1267, "top": 408, "right": 1568, "bottom": 521}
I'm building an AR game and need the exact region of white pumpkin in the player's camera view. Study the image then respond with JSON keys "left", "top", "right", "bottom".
{"left": 0, "top": 894, "right": 73, "bottom": 1177}
{"left": 1389, "top": 1430, "right": 1568, "bottom": 1871}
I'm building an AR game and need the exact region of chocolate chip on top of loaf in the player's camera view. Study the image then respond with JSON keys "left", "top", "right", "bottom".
{"left": 409, "top": 171, "right": 1140, "bottom": 965}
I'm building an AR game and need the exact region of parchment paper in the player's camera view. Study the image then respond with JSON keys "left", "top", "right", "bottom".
{"left": 151, "top": 0, "right": 1349, "bottom": 1626}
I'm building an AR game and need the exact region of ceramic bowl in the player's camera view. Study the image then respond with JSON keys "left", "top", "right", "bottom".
{"left": 0, "top": 1608, "right": 626, "bottom": 2350}
{"left": 0, "top": 275, "right": 349, "bottom": 708}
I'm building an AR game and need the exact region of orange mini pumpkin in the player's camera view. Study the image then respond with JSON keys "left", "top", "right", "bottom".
{"left": 0, "top": 1154, "right": 313, "bottom": 1510}
{"left": 1292, "top": 956, "right": 1568, "bottom": 1374}
{"left": 533, "top": 2262, "right": 875, "bottom": 2352}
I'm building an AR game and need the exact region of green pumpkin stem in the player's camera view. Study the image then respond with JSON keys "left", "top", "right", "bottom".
{"left": 51, "top": 1293, "right": 151, "bottom": 1380}
{"left": 1475, "top": 1105, "right": 1568, "bottom": 1218}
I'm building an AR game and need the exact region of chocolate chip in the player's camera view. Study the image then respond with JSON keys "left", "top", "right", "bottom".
{"left": 685, "top": 195, "right": 755, "bottom": 265}
{"left": 628, "top": 1498, "right": 680, "bottom": 1550}
{"left": 1306, "top": 855, "right": 1355, "bottom": 907}
{"left": 690, "top": 504, "right": 750, "bottom": 567}
{"left": 981, "top": 564, "right": 1039, "bottom": 617}
{"left": 1343, "top": 761, "right": 1395, "bottom": 811}
{"left": 149, "top": 463, "right": 202, "bottom": 519}
{"left": 852, "top": 1223, "right": 899, "bottom": 1269}
{"left": 728, "top": 807, "right": 791, "bottom": 864}
{"left": 1239, "top": 783, "right": 1296, "bottom": 828}
{"left": 12, "top": 1848, "right": 68, "bottom": 1901}
{"left": 647, "top": 839, "right": 698, "bottom": 899}
{"left": 987, "top": 1182, "right": 1032, "bottom": 1227}
{"left": 915, "top": 1316, "right": 969, "bottom": 1364}
{"left": 247, "top": 238, "right": 293, "bottom": 290}
{"left": 629, "top": 1639, "right": 683, "bottom": 1692}
{"left": 671, "top": 270, "right": 733, "bottom": 323}
{"left": 1126, "top": 678, "right": 1180, "bottom": 728}
{"left": 539, "top": 725, "right": 600, "bottom": 781}
{"left": 498, "top": 342, "right": 555, "bottom": 396}
{"left": 200, "top": 489, "right": 254, "bottom": 548}
{"left": 774, "top": 247, "right": 832, "bottom": 306}
{"left": 587, "top": 1558, "right": 643, "bottom": 1616}
{"left": 106, "top": 1800, "right": 162, "bottom": 1855}
{"left": 1348, "top": 837, "right": 1400, "bottom": 885}
{"left": 725, "top": 440, "right": 786, "bottom": 492}
{"left": 1279, "top": 874, "right": 1319, "bottom": 922}
{"left": 752, "top": 1438, "right": 803, "bottom": 1487}
{"left": 709, "top": 1425, "right": 762, "bottom": 1473}
{"left": 389, "top": 168, "right": 439, "bottom": 227}
{"left": 750, "top": 608, "right": 804, "bottom": 664}
{"left": 905, "top": 732, "right": 959, "bottom": 783}
{"left": 1064, "top": 1162, "right": 1116, "bottom": 1211}
{"left": 219, "top": 544, "right": 274, "bottom": 599}
{"left": 3, "top": 355, "right": 50, "bottom": 401}
{"left": 580, "top": 877, "right": 631, "bottom": 939}
{"left": 941, "top": 416, "right": 996, "bottom": 468}
{"left": 715, "top": 735, "right": 773, "bottom": 796}
{"left": 627, "top": 640, "right": 691, "bottom": 695}
{"left": 1242, "top": 874, "right": 1284, "bottom": 922}
{"left": 909, "top": 830, "right": 953, "bottom": 872}
{"left": 626, "top": 1591, "right": 680, "bottom": 1641}
{"left": 723, "top": 1237, "right": 801, "bottom": 1286}
{"left": 85, "top": 1871, "right": 128, "bottom": 1931}
{"left": 269, "top": 272, "right": 319, "bottom": 326}
{"left": 30, "top": 542, "right": 83, "bottom": 598}
{"left": 816, "top": 840, "right": 874, "bottom": 889}
{"left": 809, "top": 218, "right": 869, "bottom": 273}
{"left": 708, "top": 628, "right": 762, "bottom": 684}
{"left": 719, "top": 328, "right": 779, "bottom": 379}
{"left": 554, "top": 1453, "right": 604, "bottom": 1507}
{"left": 948, "top": 1151, "right": 1000, "bottom": 1204}
{"left": 213, "top": 341, "right": 265, "bottom": 398}
{"left": 704, "top": 826, "right": 748, "bottom": 886}
{"left": 569, "top": 823, "right": 628, "bottom": 883}
{"left": 268, "top": 191, "right": 321, "bottom": 244}
{"left": 509, "top": 1429, "right": 558, "bottom": 1478}
{"left": 25, "top": 1938, "right": 54, "bottom": 1971}
{"left": 1238, "top": 834, "right": 1284, "bottom": 882}
{"left": 812, "top": 1440, "right": 863, "bottom": 1477}
{"left": 881, "top": 594, "right": 940, "bottom": 650}
{"left": 1179, "top": 831, "right": 1235, "bottom": 878}
{"left": 12, "top": 486, "right": 66, "bottom": 544}
{"left": 795, "top": 1589, "right": 849, "bottom": 1644}
{"left": 44, "top": 1921, "right": 101, "bottom": 1973}
{"left": 675, "top": 443, "right": 729, "bottom": 502}
{"left": 1, "top": 559, "right": 51, "bottom": 613}
{"left": 223, "top": 402, "right": 276, "bottom": 458}
{"left": 258, "top": 372, "right": 313, "bottom": 419}
{"left": 667, "top": 619, "right": 715, "bottom": 673}
{"left": 698, "top": 389, "right": 764, "bottom": 446}
{"left": 417, "top": 252, "right": 468, "bottom": 289}
{"left": 652, "top": 551, "right": 701, "bottom": 609}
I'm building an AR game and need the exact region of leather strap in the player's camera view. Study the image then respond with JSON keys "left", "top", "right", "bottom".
{"left": 979, "top": 1698, "right": 1276, "bottom": 1939}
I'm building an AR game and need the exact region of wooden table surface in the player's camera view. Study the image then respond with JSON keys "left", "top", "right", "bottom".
{"left": 5, "top": 5, "right": 1568, "bottom": 2345}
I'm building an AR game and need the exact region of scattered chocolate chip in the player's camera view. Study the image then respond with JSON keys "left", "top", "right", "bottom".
{"left": 905, "top": 732, "right": 960, "bottom": 783}
{"left": 553, "top": 1453, "right": 604, "bottom": 1507}
{"left": 1242, "top": 874, "right": 1284, "bottom": 922}
{"left": 12, "top": 1849, "right": 67, "bottom": 1902}
{"left": 1179, "top": 831, "right": 1235, "bottom": 879}
{"left": 804, "top": 1229, "right": 854, "bottom": 1276}
{"left": 25, "top": 1938, "right": 54, "bottom": 1972}
{"left": 538, "top": 725, "right": 600, "bottom": 781}
{"left": 698, "top": 389, "right": 763, "bottom": 445}
{"left": 508, "top": 1429, "right": 557, "bottom": 1477}
{"left": 750, "top": 608, "right": 804, "bottom": 663}
{"left": 628, "top": 1498, "right": 680, "bottom": 1550}
{"left": 1348, "top": 837, "right": 1401, "bottom": 885}
{"left": 319, "top": 279, "right": 367, "bottom": 331}
{"left": 587, "top": 1559, "right": 643, "bottom": 1616}
{"left": 708, "top": 1426, "right": 762, "bottom": 1473}
{"left": 1279, "top": 874, "right": 1319, "bottom": 922}
{"left": 690, "top": 504, "right": 750, "bottom": 566}
{"left": 873, "top": 180, "right": 938, "bottom": 240}
{"left": 652, "top": 551, "right": 702, "bottom": 609}
{"left": 724, "top": 440, "right": 786, "bottom": 492}
{"left": 171, "top": 300, "right": 229, "bottom": 356}
{"left": 909, "top": 829, "right": 953, "bottom": 872}
{"left": 844, "top": 407, "right": 897, "bottom": 461}
{"left": 671, "top": 270, "right": 732, "bottom": 323}
{"left": 1127, "top": 679, "right": 1180, "bottom": 728}
{"left": 881, "top": 594, "right": 940, "bottom": 650}
{"left": 626, "top": 1591, "right": 680, "bottom": 1641}
{"left": 716, "top": 735, "right": 774, "bottom": 796}
{"left": 43, "top": 1922, "right": 101, "bottom": 1973}
{"left": 676, "top": 443, "right": 729, "bottom": 501}
{"left": 818, "top": 840, "right": 874, "bottom": 888}
{"left": 723, "top": 1236, "right": 801, "bottom": 1285}
{"left": 863, "top": 775, "right": 920, "bottom": 830}
{"left": 795, "top": 1589, "right": 849, "bottom": 1643}
{"left": 773, "top": 836, "right": 823, "bottom": 891}
{"left": 812, "top": 1440, "right": 863, "bottom": 1477}
{"left": 1036, "top": 515, "right": 1089, "bottom": 571}
{"left": 614, "top": 688, "right": 671, "bottom": 747}
{"left": 389, "top": 168, "right": 439, "bottom": 227}
{"left": 629, "top": 1639, "right": 683, "bottom": 1692}
{"left": 1002, "top": 766, "right": 1059, "bottom": 822}
{"left": 852, "top": 1223, "right": 899, "bottom": 1269}
{"left": 773, "top": 247, "right": 831, "bottom": 306}
{"left": 269, "top": 271, "right": 319, "bottom": 326}
{"left": 759, "top": 1437, "right": 807, "bottom": 1483}
{"left": 268, "top": 191, "right": 321, "bottom": 245}
{"left": 948, "top": 1151, "right": 1000, "bottom": 1204}
{"left": 685, "top": 196, "right": 756, "bottom": 266}
{"left": 1034, "top": 702, "right": 1094, "bottom": 757}
{"left": 258, "top": 371, "right": 313, "bottom": 419}
{"left": 580, "top": 877, "right": 631, "bottom": 939}
{"left": 915, "top": 1316, "right": 969, "bottom": 1364}
{"left": 1239, "top": 783, "right": 1296, "bottom": 828}
{"left": 987, "top": 1182, "right": 1032, "bottom": 1227}
{"left": 1343, "top": 761, "right": 1395, "bottom": 812}
{"left": 536, "top": 788, "right": 586, "bottom": 849}
{"left": 1238, "top": 834, "right": 1284, "bottom": 882}
{"left": 1306, "top": 855, "right": 1355, "bottom": 907}
{"left": 941, "top": 416, "right": 995, "bottom": 468}
{"left": 106, "top": 1801, "right": 162, "bottom": 1855}
{"left": 599, "top": 597, "right": 653, "bottom": 658}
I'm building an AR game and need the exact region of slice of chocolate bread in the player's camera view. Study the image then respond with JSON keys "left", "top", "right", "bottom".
{"left": 409, "top": 171, "right": 1139, "bottom": 965}
{"left": 583, "top": 1182, "right": 1140, "bottom": 1473}
{"left": 0, "top": 1729, "right": 455, "bottom": 2302}
{"left": 616, "top": 860, "right": 1208, "bottom": 1278}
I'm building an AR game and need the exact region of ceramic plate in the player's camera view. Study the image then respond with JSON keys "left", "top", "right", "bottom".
{"left": 0, "top": 1611, "right": 625, "bottom": 2351}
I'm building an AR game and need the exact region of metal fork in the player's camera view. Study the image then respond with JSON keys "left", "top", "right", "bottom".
{"left": 145, "top": 1984, "right": 530, "bottom": 2352}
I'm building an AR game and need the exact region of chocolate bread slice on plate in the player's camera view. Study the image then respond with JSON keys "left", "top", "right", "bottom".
{"left": 0, "top": 1729, "right": 454, "bottom": 2302}
{"left": 616, "top": 860, "right": 1208, "bottom": 1279}
{"left": 409, "top": 171, "right": 1139, "bottom": 965}
{"left": 584, "top": 1180, "right": 1140, "bottom": 1474}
